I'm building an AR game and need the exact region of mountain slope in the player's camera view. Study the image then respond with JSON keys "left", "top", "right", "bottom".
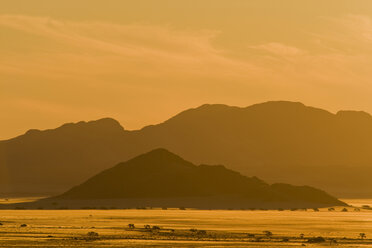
{"left": 1, "top": 101, "right": 372, "bottom": 197}
{"left": 0, "top": 118, "right": 130, "bottom": 195}
{"left": 127, "top": 101, "right": 372, "bottom": 197}
{"left": 53, "top": 148, "right": 345, "bottom": 209}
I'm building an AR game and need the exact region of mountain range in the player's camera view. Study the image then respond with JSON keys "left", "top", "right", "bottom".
{"left": 1, "top": 101, "right": 372, "bottom": 197}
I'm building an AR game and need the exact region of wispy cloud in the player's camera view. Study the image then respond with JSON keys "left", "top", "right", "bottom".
{"left": 0, "top": 15, "right": 259, "bottom": 81}
{"left": 250, "top": 42, "right": 306, "bottom": 57}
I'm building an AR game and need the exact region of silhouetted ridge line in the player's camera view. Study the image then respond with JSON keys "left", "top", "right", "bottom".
{"left": 1, "top": 100, "right": 372, "bottom": 198}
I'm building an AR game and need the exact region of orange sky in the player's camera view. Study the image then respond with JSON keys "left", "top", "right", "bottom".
{"left": 2, "top": 0, "right": 372, "bottom": 139}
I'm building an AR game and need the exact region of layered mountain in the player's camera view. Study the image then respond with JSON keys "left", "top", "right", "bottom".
{"left": 46, "top": 148, "right": 344, "bottom": 209}
{"left": 0, "top": 118, "right": 129, "bottom": 195}
{"left": 1, "top": 101, "right": 372, "bottom": 197}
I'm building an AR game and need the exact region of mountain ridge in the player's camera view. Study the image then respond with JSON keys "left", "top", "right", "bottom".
{"left": 1, "top": 101, "right": 372, "bottom": 197}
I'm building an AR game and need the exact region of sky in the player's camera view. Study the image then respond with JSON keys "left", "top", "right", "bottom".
{"left": 2, "top": 0, "right": 372, "bottom": 139}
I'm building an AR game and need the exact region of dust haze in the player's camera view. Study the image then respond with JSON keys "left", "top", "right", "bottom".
{"left": 1, "top": 1, "right": 372, "bottom": 247}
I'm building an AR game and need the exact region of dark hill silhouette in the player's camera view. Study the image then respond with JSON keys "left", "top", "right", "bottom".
{"left": 1, "top": 101, "right": 372, "bottom": 197}
{"left": 44, "top": 148, "right": 345, "bottom": 209}
{"left": 59, "top": 148, "right": 269, "bottom": 199}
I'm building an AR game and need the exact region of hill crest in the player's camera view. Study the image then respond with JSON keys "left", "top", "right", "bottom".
{"left": 51, "top": 148, "right": 346, "bottom": 209}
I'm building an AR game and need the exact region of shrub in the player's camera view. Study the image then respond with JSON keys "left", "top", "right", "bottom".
{"left": 307, "top": 236, "right": 325, "bottom": 243}
{"left": 254, "top": 237, "right": 263, "bottom": 242}
{"left": 152, "top": 226, "right": 161, "bottom": 230}
{"left": 87, "top": 231, "right": 99, "bottom": 237}
{"left": 86, "top": 231, "right": 99, "bottom": 240}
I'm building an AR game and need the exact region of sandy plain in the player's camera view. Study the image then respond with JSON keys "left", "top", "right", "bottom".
{"left": 0, "top": 199, "right": 371, "bottom": 247}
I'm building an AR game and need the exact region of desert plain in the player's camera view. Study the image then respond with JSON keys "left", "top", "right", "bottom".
{"left": 0, "top": 198, "right": 371, "bottom": 247}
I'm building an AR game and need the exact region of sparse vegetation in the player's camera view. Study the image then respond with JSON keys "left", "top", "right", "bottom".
{"left": 307, "top": 236, "right": 325, "bottom": 243}
{"left": 86, "top": 231, "right": 99, "bottom": 240}
{"left": 263, "top": 230, "right": 273, "bottom": 237}
{"left": 152, "top": 226, "right": 161, "bottom": 230}
{"left": 0, "top": 207, "right": 370, "bottom": 247}
{"left": 197, "top": 230, "right": 207, "bottom": 235}
{"left": 87, "top": 231, "right": 99, "bottom": 237}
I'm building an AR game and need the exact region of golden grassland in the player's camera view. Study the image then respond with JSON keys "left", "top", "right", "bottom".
{"left": 0, "top": 200, "right": 371, "bottom": 247}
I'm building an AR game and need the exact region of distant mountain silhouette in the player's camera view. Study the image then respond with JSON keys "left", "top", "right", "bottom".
{"left": 0, "top": 118, "right": 128, "bottom": 195}
{"left": 40, "top": 148, "right": 344, "bottom": 209}
{"left": 1, "top": 101, "right": 372, "bottom": 197}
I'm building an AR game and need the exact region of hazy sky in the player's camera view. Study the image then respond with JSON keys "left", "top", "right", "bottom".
{"left": 2, "top": 0, "right": 372, "bottom": 139}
